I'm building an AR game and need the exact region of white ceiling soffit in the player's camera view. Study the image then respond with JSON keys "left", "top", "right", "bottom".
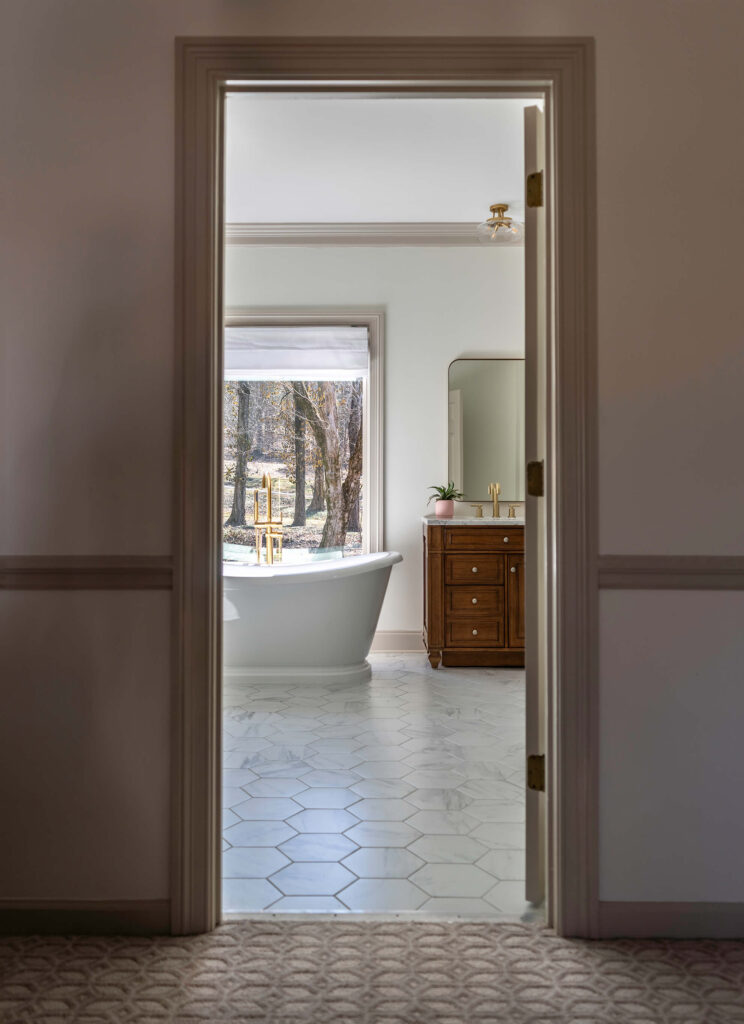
{"left": 224, "top": 96, "right": 532, "bottom": 224}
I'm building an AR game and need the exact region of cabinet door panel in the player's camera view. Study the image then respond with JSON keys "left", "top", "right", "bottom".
{"left": 507, "top": 554, "right": 526, "bottom": 648}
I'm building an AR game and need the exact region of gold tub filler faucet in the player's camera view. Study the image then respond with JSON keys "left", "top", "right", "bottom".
{"left": 488, "top": 481, "right": 501, "bottom": 518}
{"left": 254, "top": 473, "right": 284, "bottom": 565}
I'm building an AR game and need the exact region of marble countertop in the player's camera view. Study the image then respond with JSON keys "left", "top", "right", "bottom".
{"left": 422, "top": 515, "right": 526, "bottom": 526}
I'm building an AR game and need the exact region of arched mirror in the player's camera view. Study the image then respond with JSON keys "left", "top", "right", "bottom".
{"left": 448, "top": 357, "right": 525, "bottom": 502}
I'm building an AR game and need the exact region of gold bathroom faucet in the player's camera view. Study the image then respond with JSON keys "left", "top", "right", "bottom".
{"left": 487, "top": 481, "right": 501, "bottom": 518}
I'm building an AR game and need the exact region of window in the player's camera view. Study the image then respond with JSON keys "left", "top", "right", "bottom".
{"left": 222, "top": 319, "right": 382, "bottom": 564}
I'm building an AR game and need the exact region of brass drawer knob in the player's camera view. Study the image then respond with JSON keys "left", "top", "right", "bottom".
{"left": 510, "top": 566, "right": 517, "bottom": 573}
{"left": 472, "top": 629, "right": 478, "bottom": 636}
{"left": 471, "top": 566, "right": 478, "bottom": 573}
{"left": 471, "top": 597, "right": 478, "bottom": 604}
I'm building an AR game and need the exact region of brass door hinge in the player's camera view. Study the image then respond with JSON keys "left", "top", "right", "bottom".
{"left": 526, "top": 170, "right": 544, "bottom": 208}
{"left": 527, "top": 460, "right": 544, "bottom": 497}
{"left": 527, "top": 754, "right": 545, "bottom": 792}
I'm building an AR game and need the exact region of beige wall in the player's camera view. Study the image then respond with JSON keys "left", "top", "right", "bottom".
{"left": 225, "top": 245, "right": 524, "bottom": 634}
{"left": 3, "top": 0, "right": 744, "bottom": 907}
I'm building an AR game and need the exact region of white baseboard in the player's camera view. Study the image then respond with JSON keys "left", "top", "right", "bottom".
{"left": 598, "top": 900, "right": 744, "bottom": 938}
{"left": 370, "top": 630, "right": 426, "bottom": 653}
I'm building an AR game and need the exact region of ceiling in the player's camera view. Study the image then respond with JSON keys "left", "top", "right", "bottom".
{"left": 224, "top": 95, "right": 535, "bottom": 224}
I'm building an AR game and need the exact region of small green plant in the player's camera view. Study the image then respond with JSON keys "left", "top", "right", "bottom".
{"left": 427, "top": 482, "right": 464, "bottom": 504}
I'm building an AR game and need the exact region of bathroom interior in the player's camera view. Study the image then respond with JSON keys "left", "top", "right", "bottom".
{"left": 221, "top": 92, "right": 538, "bottom": 918}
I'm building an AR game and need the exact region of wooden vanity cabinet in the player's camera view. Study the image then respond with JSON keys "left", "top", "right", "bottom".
{"left": 423, "top": 522, "right": 525, "bottom": 668}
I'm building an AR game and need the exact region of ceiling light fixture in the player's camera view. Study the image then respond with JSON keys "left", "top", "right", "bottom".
{"left": 476, "top": 202, "right": 524, "bottom": 245}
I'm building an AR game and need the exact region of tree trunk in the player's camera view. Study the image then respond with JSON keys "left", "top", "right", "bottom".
{"left": 225, "top": 382, "right": 251, "bottom": 527}
{"left": 292, "top": 381, "right": 363, "bottom": 551}
{"left": 291, "top": 383, "right": 306, "bottom": 526}
{"left": 253, "top": 384, "right": 266, "bottom": 457}
{"left": 307, "top": 462, "right": 325, "bottom": 513}
{"left": 346, "top": 382, "right": 362, "bottom": 533}
{"left": 341, "top": 422, "right": 363, "bottom": 540}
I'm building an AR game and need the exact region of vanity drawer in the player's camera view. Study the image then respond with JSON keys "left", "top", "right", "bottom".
{"left": 445, "top": 554, "right": 504, "bottom": 585}
{"left": 446, "top": 618, "right": 504, "bottom": 647}
{"left": 446, "top": 586, "right": 504, "bottom": 618}
{"left": 444, "top": 526, "right": 524, "bottom": 552}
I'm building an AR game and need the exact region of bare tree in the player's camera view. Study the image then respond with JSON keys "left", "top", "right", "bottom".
{"left": 292, "top": 382, "right": 363, "bottom": 549}
{"left": 290, "top": 382, "right": 306, "bottom": 526}
{"left": 307, "top": 461, "right": 325, "bottom": 514}
{"left": 346, "top": 381, "right": 362, "bottom": 533}
{"left": 225, "top": 382, "right": 252, "bottom": 527}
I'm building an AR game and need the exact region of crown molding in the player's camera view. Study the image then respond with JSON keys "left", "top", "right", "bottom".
{"left": 224, "top": 222, "right": 521, "bottom": 246}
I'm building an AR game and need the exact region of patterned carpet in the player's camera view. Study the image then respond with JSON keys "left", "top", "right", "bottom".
{"left": 2, "top": 920, "right": 744, "bottom": 1023}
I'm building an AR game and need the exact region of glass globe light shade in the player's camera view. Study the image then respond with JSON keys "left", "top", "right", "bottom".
{"left": 476, "top": 202, "right": 524, "bottom": 245}
{"left": 476, "top": 218, "right": 524, "bottom": 245}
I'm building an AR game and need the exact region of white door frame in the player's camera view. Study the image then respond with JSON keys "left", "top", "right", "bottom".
{"left": 173, "top": 36, "right": 598, "bottom": 937}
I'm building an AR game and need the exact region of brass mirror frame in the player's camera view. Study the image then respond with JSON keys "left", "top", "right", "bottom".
{"left": 448, "top": 356, "right": 526, "bottom": 505}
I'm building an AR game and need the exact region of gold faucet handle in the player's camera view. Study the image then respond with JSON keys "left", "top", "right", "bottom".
{"left": 470, "top": 503, "right": 484, "bottom": 518}
{"left": 508, "top": 504, "right": 518, "bottom": 519}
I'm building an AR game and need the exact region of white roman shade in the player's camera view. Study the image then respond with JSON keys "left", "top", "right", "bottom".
{"left": 224, "top": 326, "right": 369, "bottom": 380}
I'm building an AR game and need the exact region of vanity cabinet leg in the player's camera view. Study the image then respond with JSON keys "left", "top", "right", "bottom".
{"left": 428, "top": 650, "right": 442, "bottom": 669}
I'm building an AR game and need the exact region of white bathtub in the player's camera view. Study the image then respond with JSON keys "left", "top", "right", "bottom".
{"left": 223, "top": 551, "right": 402, "bottom": 683}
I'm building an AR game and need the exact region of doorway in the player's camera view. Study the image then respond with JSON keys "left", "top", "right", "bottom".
{"left": 220, "top": 93, "right": 538, "bottom": 918}
{"left": 174, "top": 37, "right": 598, "bottom": 938}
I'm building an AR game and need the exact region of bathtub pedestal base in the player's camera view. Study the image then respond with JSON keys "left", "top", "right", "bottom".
{"left": 223, "top": 661, "right": 372, "bottom": 686}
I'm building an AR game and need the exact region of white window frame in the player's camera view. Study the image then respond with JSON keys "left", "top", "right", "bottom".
{"left": 223, "top": 308, "right": 384, "bottom": 554}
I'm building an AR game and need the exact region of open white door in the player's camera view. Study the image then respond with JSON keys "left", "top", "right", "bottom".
{"left": 524, "top": 105, "right": 548, "bottom": 907}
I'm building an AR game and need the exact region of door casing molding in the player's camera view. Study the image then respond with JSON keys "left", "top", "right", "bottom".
{"left": 174, "top": 36, "right": 598, "bottom": 937}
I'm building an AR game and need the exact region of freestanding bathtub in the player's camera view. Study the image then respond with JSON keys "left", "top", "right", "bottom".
{"left": 223, "top": 551, "right": 402, "bottom": 683}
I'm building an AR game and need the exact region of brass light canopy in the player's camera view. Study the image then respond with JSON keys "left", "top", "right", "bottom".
{"left": 476, "top": 202, "right": 524, "bottom": 245}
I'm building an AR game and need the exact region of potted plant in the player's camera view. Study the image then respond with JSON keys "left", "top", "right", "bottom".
{"left": 427, "top": 482, "right": 463, "bottom": 519}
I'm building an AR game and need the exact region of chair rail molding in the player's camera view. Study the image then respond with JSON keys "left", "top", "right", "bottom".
{"left": 598, "top": 555, "right": 744, "bottom": 590}
{"left": 175, "top": 35, "right": 598, "bottom": 937}
{"left": 0, "top": 555, "right": 173, "bottom": 590}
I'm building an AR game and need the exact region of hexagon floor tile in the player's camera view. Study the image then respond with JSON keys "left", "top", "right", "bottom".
{"left": 409, "top": 863, "right": 495, "bottom": 899}
{"left": 279, "top": 833, "right": 359, "bottom": 863}
{"left": 222, "top": 878, "right": 281, "bottom": 912}
{"left": 339, "top": 878, "right": 427, "bottom": 911}
{"left": 344, "top": 820, "right": 421, "bottom": 848}
{"left": 350, "top": 779, "right": 414, "bottom": 799}
{"left": 348, "top": 798, "right": 413, "bottom": 821}
{"left": 225, "top": 819, "right": 297, "bottom": 847}
{"left": 287, "top": 808, "right": 359, "bottom": 833}
{"left": 293, "top": 788, "right": 360, "bottom": 809}
{"left": 342, "top": 847, "right": 424, "bottom": 879}
{"left": 270, "top": 861, "right": 356, "bottom": 896}
{"left": 221, "top": 654, "right": 538, "bottom": 920}
{"left": 476, "top": 848, "right": 526, "bottom": 880}
{"left": 222, "top": 847, "right": 290, "bottom": 878}
{"left": 408, "top": 836, "right": 488, "bottom": 864}
{"left": 232, "top": 797, "right": 302, "bottom": 821}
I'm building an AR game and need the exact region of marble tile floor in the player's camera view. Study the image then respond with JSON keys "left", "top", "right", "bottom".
{"left": 222, "top": 653, "right": 541, "bottom": 920}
